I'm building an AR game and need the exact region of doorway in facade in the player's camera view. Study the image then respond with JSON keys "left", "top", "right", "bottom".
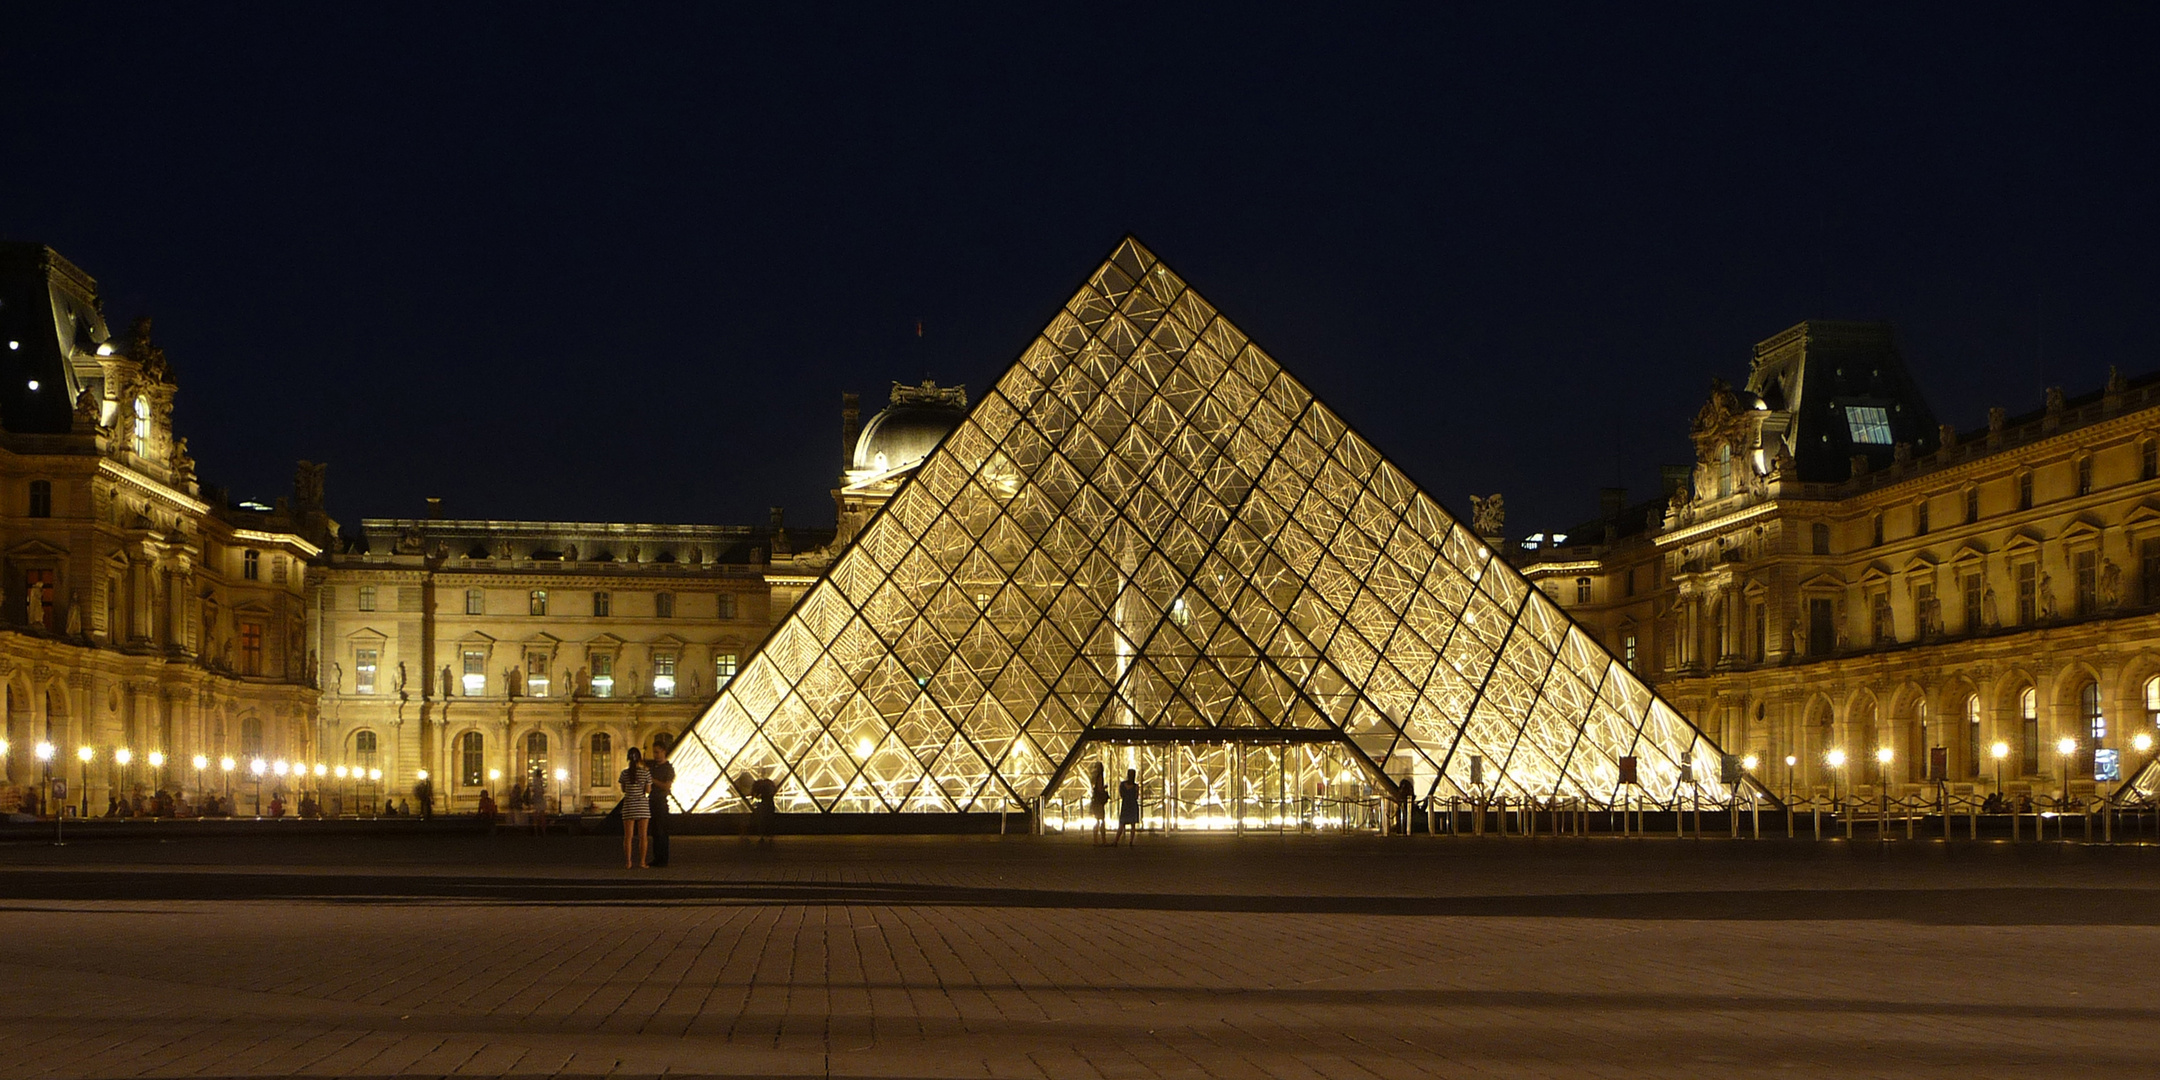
{"left": 1060, "top": 731, "right": 1388, "bottom": 833}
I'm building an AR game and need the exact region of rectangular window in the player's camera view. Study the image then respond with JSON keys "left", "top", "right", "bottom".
{"left": 1872, "top": 515, "right": 1884, "bottom": 547}
{"left": 2017, "top": 472, "right": 2033, "bottom": 510}
{"left": 2016, "top": 563, "right": 2037, "bottom": 624}
{"left": 2145, "top": 538, "right": 2160, "bottom": 606}
{"left": 653, "top": 652, "right": 677, "bottom": 697}
{"left": 716, "top": 652, "right": 739, "bottom": 687}
{"left": 1574, "top": 577, "right": 1591, "bottom": 604}
{"left": 590, "top": 652, "right": 614, "bottom": 698}
{"left": 357, "top": 585, "right": 376, "bottom": 612}
{"left": 243, "top": 549, "right": 260, "bottom": 580}
{"left": 717, "top": 593, "right": 736, "bottom": 620}
{"left": 2021, "top": 716, "right": 2041, "bottom": 775}
{"left": 2078, "top": 457, "right": 2094, "bottom": 496}
{"left": 240, "top": 622, "right": 265, "bottom": 675}
{"left": 461, "top": 732, "right": 484, "bottom": 787}
{"left": 1914, "top": 501, "right": 1929, "bottom": 536}
{"left": 592, "top": 591, "right": 611, "bottom": 617}
{"left": 1624, "top": 566, "right": 1636, "bottom": 597}
{"left": 655, "top": 591, "right": 674, "bottom": 618}
{"left": 353, "top": 646, "right": 376, "bottom": 694}
{"left": 1811, "top": 523, "right": 1830, "bottom": 555}
{"left": 1965, "top": 487, "right": 1979, "bottom": 523}
{"left": 529, "top": 590, "right": 547, "bottom": 616}
{"left": 1622, "top": 634, "right": 1637, "bottom": 671}
{"left": 466, "top": 589, "right": 484, "bottom": 615}
{"left": 1808, "top": 598, "right": 1834, "bottom": 657}
{"left": 1963, "top": 573, "right": 1983, "bottom": 632}
{"left": 1871, "top": 593, "right": 1894, "bottom": 645}
{"left": 462, "top": 648, "right": 487, "bottom": 696}
{"left": 2145, "top": 441, "right": 2158, "bottom": 481}
{"left": 526, "top": 652, "right": 549, "bottom": 697}
{"left": 1752, "top": 603, "right": 1766, "bottom": 662}
{"left": 27, "top": 479, "right": 51, "bottom": 518}
{"left": 23, "top": 569, "right": 53, "bottom": 631}
{"left": 590, "top": 734, "right": 614, "bottom": 788}
{"left": 1845, "top": 406, "right": 1893, "bottom": 445}
{"left": 2075, "top": 549, "right": 2098, "bottom": 617}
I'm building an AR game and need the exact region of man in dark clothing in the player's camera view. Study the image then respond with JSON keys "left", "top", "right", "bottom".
{"left": 647, "top": 742, "right": 676, "bottom": 867}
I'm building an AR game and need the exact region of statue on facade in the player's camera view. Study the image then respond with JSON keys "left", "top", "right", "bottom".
{"left": 329, "top": 662, "right": 343, "bottom": 693}
{"left": 2101, "top": 558, "right": 2123, "bottom": 609}
{"left": 1981, "top": 586, "right": 2000, "bottom": 630}
{"left": 1918, "top": 594, "right": 1943, "bottom": 638}
{"left": 25, "top": 584, "right": 39, "bottom": 629}
{"left": 1789, "top": 617, "right": 1806, "bottom": 658}
{"left": 564, "top": 543, "right": 579, "bottom": 562}
{"left": 1832, "top": 599, "right": 1849, "bottom": 650}
{"left": 396, "top": 524, "right": 425, "bottom": 555}
{"left": 441, "top": 665, "right": 454, "bottom": 698}
{"left": 1469, "top": 494, "right": 1505, "bottom": 538}
{"left": 64, "top": 597, "right": 81, "bottom": 637}
{"left": 72, "top": 389, "right": 99, "bottom": 430}
{"left": 2038, "top": 572, "right": 2058, "bottom": 620}
{"left": 505, "top": 666, "right": 522, "bottom": 696}
{"left": 293, "top": 461, "right": 326, "bottom": 508}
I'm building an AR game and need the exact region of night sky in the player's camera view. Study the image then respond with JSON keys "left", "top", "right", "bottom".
{"left": 6, "top": 6, "right": 2157, "bottom": 538}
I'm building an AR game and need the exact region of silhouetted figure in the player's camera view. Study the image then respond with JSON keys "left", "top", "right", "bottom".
{"left": 647, "top": 743, "right": 676, "bottom": 867}
{"left": 1115, "top": 768, "right": 1140, "bottom": 847}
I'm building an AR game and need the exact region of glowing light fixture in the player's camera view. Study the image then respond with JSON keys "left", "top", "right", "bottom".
{"left": 220, "top": 756, "right": 236, "bottom": 773}
{"left": 1742, "top": 754, "right": 1759, "bottom": 771}
{"left": 34, "top": 741, "right": 53, "bottom": 762}
{"left": 192, "top": 754, "right": 208, "bottom": 770}
{"left": 1875, "top": 747, "right": 1893, "bottom": 765}
{"left": 78, "top": 745, "right": 94, "bottom": 764}
{"left": 2057, "top": 736, "right": 2079, "bottom": 756}
{"left": 148, "top": 751, "right": 165, "bottom": 769}
{"left": 1825, "top": 748, "right": 1847, "bottom": 768}
{"left": 2135, "top": 733, "right": 2154, "bottom": 753}
{"left": 1990, "top": 741, "right": 2009, "bottom": 760}
{"left": 115, "top": 747, "right": 133, "bottom": 767}
{"left": 26, "top": 380, "right": 39, "bottom": 391}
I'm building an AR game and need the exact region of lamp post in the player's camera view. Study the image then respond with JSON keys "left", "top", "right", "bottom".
{"left": 148, "top": 751, "right": 165, "bottom": 802}
{"left": 219, "top": 756, "right": 235, "bottom": 813}
{"left": 114, "top": 746, "right": 132, "bottom": 805}
{"left": 1783, "top": 754, "right": 1797, "bottom": 805}
{"left": 249, "top": 758, "right": 266, "bottom": 816}
{"left": 368, "top": 767, "right": 382, "bottom": 815}
{"left": 417, "top": 768, "right": 431, "bottom": 818}
{"left": 35, "top": 741, "right": 59, "bottom": 844}
{"left": 191, "top": 755, "right": 207, "bottom": 807}
{"left": 553, "top": 767, "right": 568, "bottom": 817}
{"left": 76, "top": 745, "right": 93, "bottom": 817}
{"left": 1875, "top": 746, "right": 1894, "bottom": 840}
{"left": 1826, "top": 748, "right": 1848, "bottom": 838}
{"left": 2057, "top": 735, "right": 2079, "bottom": 840}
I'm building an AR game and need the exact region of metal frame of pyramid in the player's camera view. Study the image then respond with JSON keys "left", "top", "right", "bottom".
{"left": 672, "top": 237, "right": 1743, "bottom": 816}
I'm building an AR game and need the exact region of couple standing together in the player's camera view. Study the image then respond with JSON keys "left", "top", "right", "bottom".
{"left": 1089, "top": 761, "right": 1141, "bottom": 846}
{"left": 619, "top": 743, "right": 675, "bottom": 869}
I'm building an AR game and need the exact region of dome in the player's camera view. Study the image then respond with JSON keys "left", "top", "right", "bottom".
{"left": 852, "top": 380, "right": 968, "bottom": 474}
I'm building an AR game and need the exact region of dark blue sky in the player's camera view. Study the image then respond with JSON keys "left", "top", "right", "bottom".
{"left": 5, "top": 5, "right": 2156, "bottom": 536}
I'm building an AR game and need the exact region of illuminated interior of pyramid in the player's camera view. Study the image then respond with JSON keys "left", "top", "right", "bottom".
{"left": 671, "top": 237, "right": 1742, "bottom": 823}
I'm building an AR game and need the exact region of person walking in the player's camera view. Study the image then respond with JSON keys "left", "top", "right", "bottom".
{"left": 1115, "top": 767, "right": 1141, "bottom": 847}
{"left": 647, "top": 742, "right": 676, "bottom": 867}
{"left": 618, "top": 746, "right": 652, "bottom": 869}
{"left": 1089, "top": 761, "right": 1110, "bottom": 846}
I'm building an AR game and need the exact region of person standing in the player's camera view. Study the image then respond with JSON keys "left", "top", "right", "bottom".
{"left": 1115, "top": 768, "right": 1141, "bottom": 847}
{"left": 749, "top": 773, "right": 778, "bottom": 843}
{"left": 618, "top": 747, "right": 652, "bottom": 869}
{"left": 647, "top": 742, "right": 676, "bottom": 867}
{"left": 1089, "top": 762, "right": 1110, "bottom": 846}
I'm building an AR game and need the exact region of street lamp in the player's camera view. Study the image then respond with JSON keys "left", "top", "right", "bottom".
{"left": 1784, "top": 754, "right": 1797, "bottom": 804}
{"left": 249, "top": 758, "right": 267, "bottom": 816}
{"left": 148, "top": 751, "right": 165, "bottom": 798}
{"left": 553, "top": 767, "right": 568, "bottom": 816}
{"left": 2057, "top": 735, "right": 2079, "bottom": 817}
{"left": 76, "top": 745, "right": 93, "bottom": 817}
{"left": 1875, "top": 747, "right": 1894, "bottom": 838}
{"left": 218, "top": 756, "right": 235, "bottom": 812}
{"left": 2138, "top": 732, "right": 2156, "bottom": 754}
{"left": 115, "top": 746, "right": 132, "bottom": 800}
{"left": 368, "top": 767, "right": 382, "bottom": 815}
{"left": 35, "top": 741, "right": 59, "bottom": 843}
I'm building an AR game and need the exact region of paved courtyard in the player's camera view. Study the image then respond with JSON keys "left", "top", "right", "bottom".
{"left": 2, "top": 830, "right": 2157, "bottom": 1080}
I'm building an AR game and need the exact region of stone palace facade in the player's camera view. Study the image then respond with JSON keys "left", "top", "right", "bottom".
{"left": 1518, "top": 321, "right": 2160, "bottom": 806}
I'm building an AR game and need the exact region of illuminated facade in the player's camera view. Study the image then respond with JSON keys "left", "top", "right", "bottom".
{"left": 673, "top": 238, "right": 1736, "bottom": 820}
{"left": 0, "top": 244, "right": 322, "bottom": 813}
{"left": 1519, "top": 321, "right": 2160, "bottom": 807}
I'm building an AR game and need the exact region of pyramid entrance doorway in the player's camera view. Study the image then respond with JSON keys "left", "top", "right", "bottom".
{"left": 674, "top": 237, "right": 1745, "bottom": 819}
{"left": 1052, "top": 729, "right": 1387, "bottom": 833}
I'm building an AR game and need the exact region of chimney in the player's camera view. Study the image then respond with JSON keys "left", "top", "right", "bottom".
{"left": 1598, "top": 486, "right": 1627, "bottom": 519}
{"left": 840, "top": 392, "right": 861, "bottom": 476}
{"left": 426, "top": 496, "right": 443, "bottom": 520}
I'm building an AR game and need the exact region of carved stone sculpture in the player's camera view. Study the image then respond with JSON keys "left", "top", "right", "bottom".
{"left": 1469, "top": 494, "right": 1505, "bottom": 538}
{"left": 2101, "top": 559, "right": 2122, "bottom": 609}
{"left": 1981, "top": 586, "right": 2000, "bottom": 630}
{"left": 2038, "top": 572, "right": 2057, "bottom": 620}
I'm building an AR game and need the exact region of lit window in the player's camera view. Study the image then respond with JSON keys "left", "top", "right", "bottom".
{"left": 529, "top": 589, "right": 547, "bottom": 616}
{"left": 466, "top": 589, "right": 484, "bottom": 615}
{"left": 132, "top": 396, "right": 150, "bottom": 455}
{"left": 526, "top": 652, "right": 549, "bottom": 697}
{"left": 354, "top": 647, "right": 377, "bottom": 694}
{"left": 1623, "top": 634, "right": 1637, "bottom": 671}
{"left": 2144, "top": 675, "right": 2160, "bottom": 729}
{"left": 593, "top": 591, "right": 611, "bottom": 617}
{"left": 243, "top": 549, "right": 261, "bottom": 580}
{"left": 591, "top": 652, "right": 614, "bottom": 698}
{"left": 357, "top": 585, "right": 376, "bottom": 612}
{"left": 460, "top": 732, "right": 484, "bottom": 787}
{"left": 240, "top": 622, "right": 264, "bottom": 675}
{"left": 653, "top": 652, "right": 677, "bottom": 697}
{"left": 461, "top": 648, "right": 486, "bottom": 695}
{"left": 27, "top": 479, "right": 50, "bottom": 518}
{"left": 1844, "top": 406, "right": 1893, "bottom": 445}
{"left": 590, "top": 733, "right": 614, "bottom": 787}
{"left": 1965, "top": 694, "right": 1981, "bottom": 778}
{"left": 2020, "top": 687, "right": 2039, "bottom": 774}
{"left": 655, "top": 591, "right": 674, "bottom": 618}
{"left": 716, "top": 652, "right": 738, "bottom": 688}
{"left": 2082, "top": 681, "right": 2105, "bottom": 741}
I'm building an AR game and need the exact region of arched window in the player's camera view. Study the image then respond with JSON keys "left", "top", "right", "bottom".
{"left": 132, "top": 396, "right": 150, "bottom": 456}
{"left": 351, "top": 729, "right": 377, "bottom": 770}
{"left": 2081, "top": 680, "right": 2105, "bottom": 742}
{"left": 590, "top": 733, "right": 614, "bottom": 787}
{"left": 241, "top": 716, "right": 265, "bottom": 759}
{"left": 523, "top": 731, "right": 548, "bottom": 782}
{"left": 1964, "top": 694, "right": 1981, "bottom": 778}
{"left": 460, "top": 731, "right": 484, "bottom": 787}
{"left": 2144, "top": 675, "right": 2160, "bottom": 731}
{"left": 2019, "top": 687, "right": 2039, "bottom": 774}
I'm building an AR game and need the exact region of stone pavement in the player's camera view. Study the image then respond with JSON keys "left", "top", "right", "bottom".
{"left": 2, "top": 831, "right": 2157, "bottom": 1080}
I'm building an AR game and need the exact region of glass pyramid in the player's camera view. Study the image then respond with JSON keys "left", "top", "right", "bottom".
{"left": 673, "top": 237, "right": 1736, "bottom": 819}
